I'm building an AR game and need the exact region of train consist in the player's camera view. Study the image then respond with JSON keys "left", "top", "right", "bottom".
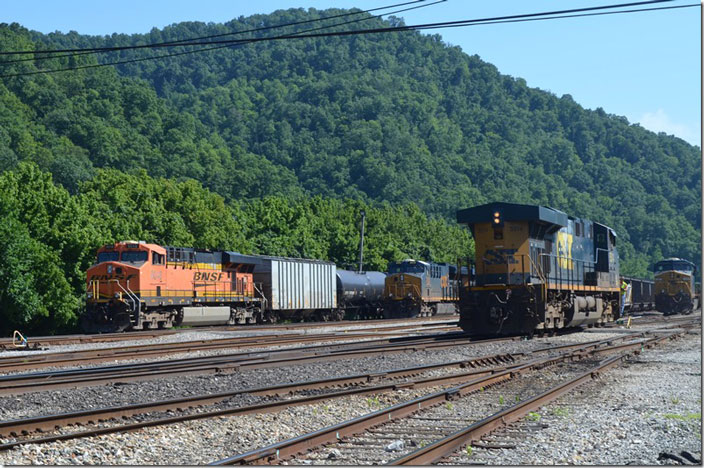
{"left": 383, "top": 259, "right": 462, "bottom": 318}
{"left": 654, "top": 258, "right": 699, "bottom": 315}
{"left": 456, "top": 202, "right": 622, "bottom": 337}
{"left": 81, "top": 210, "right": 698, "bottom": 334}
{"left": 82, "top": 241, "right": 404, "bottom": 333}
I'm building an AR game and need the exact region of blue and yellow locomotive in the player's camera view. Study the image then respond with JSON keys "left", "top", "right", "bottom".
{"left": 456, "top": 202, "right": 621, "bottom": 336}
{"left": 383, "top": 259, "right": 461, "bottom": 318}
{"left": 654, "top": 258, "right": 699, "bottom": 315}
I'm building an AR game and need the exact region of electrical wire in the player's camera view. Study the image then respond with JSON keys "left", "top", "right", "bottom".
{"left": 0, "top": 0, "right": 445, "bottom": 78}
{"left": 0, "top": 0, "right": 428, "bottom": 59}
{"left": 1, "top": 0, "right": 697, "bottom": 79}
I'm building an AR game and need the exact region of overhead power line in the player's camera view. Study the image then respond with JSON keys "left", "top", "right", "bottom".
{"left": 0, "top": 0, "right": 697, "bottom": 79}
{"left": 0, "top": 0, "right": 429, "bottom": 58}
{"left": 0, "top": 0, "right": 432, "bottom": 64}
{"left": 0, "top": 0, "right": 445, "bottom": 78}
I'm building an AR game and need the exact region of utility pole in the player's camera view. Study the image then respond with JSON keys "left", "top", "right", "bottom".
{"left": 358, "top": 210, "right": 366, "bottom": 273}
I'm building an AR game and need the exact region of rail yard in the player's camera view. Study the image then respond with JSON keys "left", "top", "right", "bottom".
{"left": 0, "top": 312, "right": 699, "bottom": 465}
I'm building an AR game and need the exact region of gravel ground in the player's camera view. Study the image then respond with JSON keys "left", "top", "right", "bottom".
{"left": 451, "top": 328, "right": 702, "bottom": 465}
{"left": 0, "top": 334, "right": 556, "bottom": 421}
{"left": 0, "top": 318, "right": 697, "bottom": 465}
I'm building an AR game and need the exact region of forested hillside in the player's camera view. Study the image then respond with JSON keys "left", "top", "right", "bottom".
{"left": 0, "top": 8, "right": 700, "bottom": 332}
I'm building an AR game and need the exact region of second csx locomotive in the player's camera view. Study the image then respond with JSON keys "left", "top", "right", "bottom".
{"left": 383, "top": 259, "right": 462, "bottom": 318}
{"left": 654, "top": 258, "right": 699, "bottom": 315}
{"left": 457, "top": 202, "right": 621, "bottom": 336}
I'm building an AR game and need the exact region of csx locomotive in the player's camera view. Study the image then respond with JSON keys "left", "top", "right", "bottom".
{"left": 654, "top": 258, "right": 699, "bottom": 315}
{"left": 383, "top": 259, "right": 462, "bottom": 318}
{"left": 456, "top": 202, "right": 621, "bottom": 336}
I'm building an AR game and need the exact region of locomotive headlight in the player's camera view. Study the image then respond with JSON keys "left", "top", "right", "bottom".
{"left": 86, "top": 292, "right": 93, "bottom": 299}
{"left": 114, "top": 292, "right": 120, "bottom": 298}
{"left": 107, "top": 265, "right": 113, "bottom": 274}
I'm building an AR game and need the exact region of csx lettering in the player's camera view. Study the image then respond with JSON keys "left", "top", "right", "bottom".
{"left": 483, "top": 249, "right": 518, "bottom": 265}
{"left": 193, "top": 272, "right": 223, "bottom": 281}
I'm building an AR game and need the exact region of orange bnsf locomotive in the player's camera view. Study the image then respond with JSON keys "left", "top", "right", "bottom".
{"left": 83, "top": 241, "right": 264, "bottom": 332}
{"left": 456, "top": 202, "right": 621, "bottom": 337}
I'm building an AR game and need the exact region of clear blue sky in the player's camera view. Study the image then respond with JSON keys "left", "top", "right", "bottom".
{"left": 3, "top": 0, "right": 701, "bottom": 145}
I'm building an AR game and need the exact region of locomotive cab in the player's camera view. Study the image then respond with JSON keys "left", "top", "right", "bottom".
{"left": 85, "top": 241, "right": 166, "bottom": 332}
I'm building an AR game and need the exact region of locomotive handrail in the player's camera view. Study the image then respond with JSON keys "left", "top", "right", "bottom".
{"left": 109, "top": 279, "right": 141, "bottom": 324}
{"left": 253, "top": 283, "right": 268, "bottom": 311}
{"left": 537, "top": 253, "right": 598, "bottom": 292}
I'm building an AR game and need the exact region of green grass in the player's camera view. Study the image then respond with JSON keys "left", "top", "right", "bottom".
{"left": 465, "top": 446, "right": 473, "bottom": 457}
{"left": 552, "top": 407, "right": 569, "bottom": 418}
{"left": 527, "top": 412, "right": 541, "bottom": 422}
{"left": 366, "top": 396, "right": 381, "bottom": 408}
{"left": 663, "top": 413, "right": 701, "bottom": 420}
{"left": 445, "top": 402, "right": 454, "bottom": 410}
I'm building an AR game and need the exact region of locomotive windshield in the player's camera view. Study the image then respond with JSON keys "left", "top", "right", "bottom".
{"left": 97, "top": 251, "right": 119, "bottom": 263}
{"left": 121, "top": 251, "right": 149, "bottom": 263}
{"left": 655, "top": 261, "right": 694, "bottom": 273}
{"left": 388, "top": 263, "right": 426, "bottom": 274}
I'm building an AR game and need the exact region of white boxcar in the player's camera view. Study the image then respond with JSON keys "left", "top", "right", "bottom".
{"left": 224, "top": 252, "right": 337, "bottom": 312}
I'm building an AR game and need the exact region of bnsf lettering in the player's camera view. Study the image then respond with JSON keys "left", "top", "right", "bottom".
{"left": 193, "top": 272, "right": 223, "bottom": 281}
{"left": 89, "top": 274, "right": 137, "bottom": 281}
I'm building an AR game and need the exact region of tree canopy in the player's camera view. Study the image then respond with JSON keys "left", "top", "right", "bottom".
{"left": 0, "top": 9, "right": 699, "bottom": 333}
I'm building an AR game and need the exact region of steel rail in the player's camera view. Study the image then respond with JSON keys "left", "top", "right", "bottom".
{"left": 389, "top": 333, "right": 680, "bottom": 465}
{"left": 0, "top": 356, "right": 519, "bottom": 449}
{"left": 0, "top": 325, "right": 460, "bottom": 373}
{"left": 209, "top": 353, "right": 583, "bottom": 465}
{"left": 210, "top": 332, "right": 680, "bottom": 465}
{"left": 0, "top": 335, "right": 517, "bottom": 395}
{"left": 0, "top": 317, "right": 459, "bottom": 349}
{"left": 0, "top": 332, "right": 648, "bottom": 437}
{"left": 0, "top": 333, "right": 658, "bottom": 452}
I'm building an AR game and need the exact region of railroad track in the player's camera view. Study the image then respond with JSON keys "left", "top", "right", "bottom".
{"left": 211, "top": 332, "right": 680, "bottom": 465}
{"left": 0, "top": 332, "right": 651, "bottom": 452}
{"left": 0, "top": 316, "right": 458, "bottom": 350}
{"left": 0, "top": 333, "right": 518, "bottom": 395}
{"left": 0, "top": 322, "right": 460, "bottom": 373}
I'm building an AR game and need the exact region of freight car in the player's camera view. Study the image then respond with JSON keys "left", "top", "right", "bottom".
{"left": 654, "top": 258, "right": 699, "bottom": 315}
{"left": 456, "top": 202, "right": 621, "bottom": 337}
{"left": 383, "top": 259, "right": 462, "bottom": 318}
{"left": 621, "top": 276, "right": 654, "bottom": 313}
{"left": 336, "top": 270, "right": 386, "bottom": 319}
{"left": 82, "top": 241, "right": 387, "bottom": 332}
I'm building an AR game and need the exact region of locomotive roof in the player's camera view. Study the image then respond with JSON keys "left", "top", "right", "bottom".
{"left": 456, "top": 202, "right": 569, "bottom": 227}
